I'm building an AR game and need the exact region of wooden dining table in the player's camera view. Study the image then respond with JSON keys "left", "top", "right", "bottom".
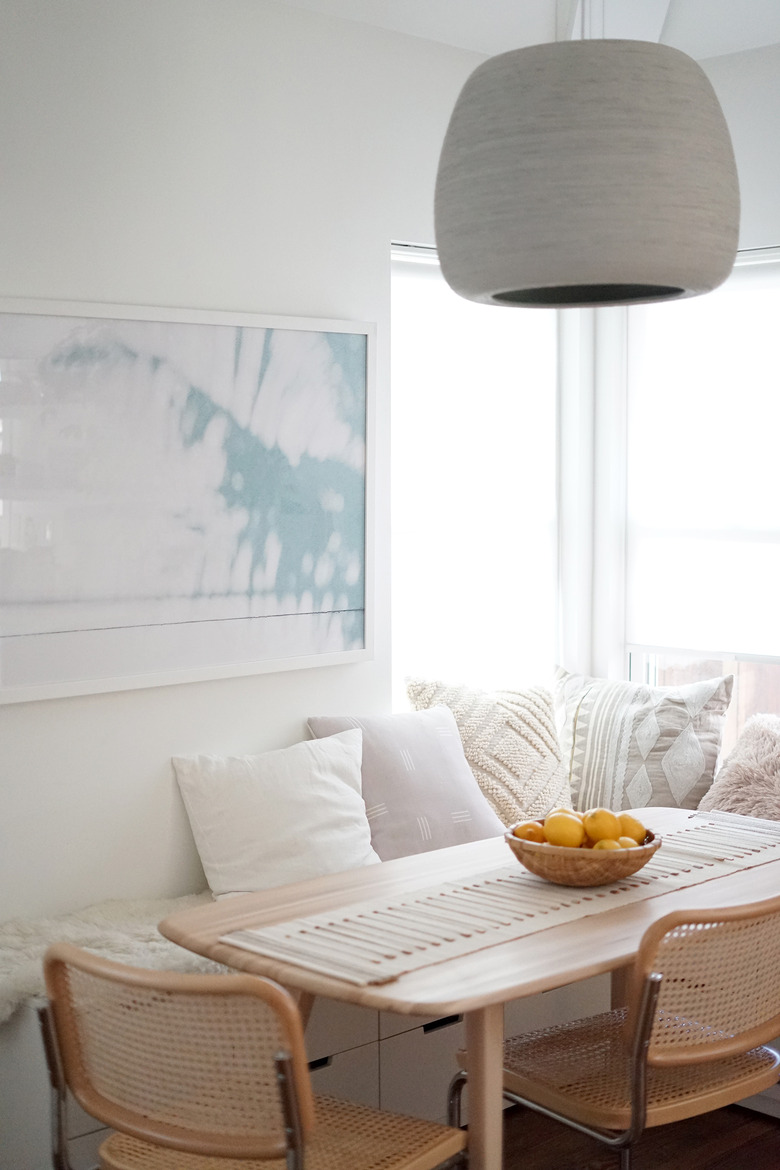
{"left": 158, "top": 805, "right": 780, "bottom": 1170}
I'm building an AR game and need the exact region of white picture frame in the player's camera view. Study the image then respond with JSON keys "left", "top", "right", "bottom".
{"left": 0, "top": 299, "right": 374, "bottom": 703}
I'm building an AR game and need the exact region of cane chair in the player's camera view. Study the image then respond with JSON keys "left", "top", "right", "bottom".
{"left": 448, "top": 895, "right": 780, "bottom": 1170}
{"left": 41, "top": 942, "right": 467, "bottom": 1170}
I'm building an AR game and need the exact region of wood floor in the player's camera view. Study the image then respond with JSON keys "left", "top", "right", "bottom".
{"left": 501, "top": 1103, "right": 780, "bottom": 1170}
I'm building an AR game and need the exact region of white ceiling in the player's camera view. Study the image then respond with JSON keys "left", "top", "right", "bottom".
{"left": 278, "top": 0, "right": 780, "bottom": 60}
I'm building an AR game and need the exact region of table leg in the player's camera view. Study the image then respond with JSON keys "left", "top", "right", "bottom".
{"left": 464, "top": 1003, "right": 504, "bottom": 1170}
{"left": 295, "top": 990, "right": 315, "bottom": 1029}
{"left": 610, "top": 966, "right": 630, "bottom": 1009}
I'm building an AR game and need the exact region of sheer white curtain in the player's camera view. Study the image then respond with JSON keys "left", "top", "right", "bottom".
{"left": 390, "top": 247, "right": 559, "bottom": 706}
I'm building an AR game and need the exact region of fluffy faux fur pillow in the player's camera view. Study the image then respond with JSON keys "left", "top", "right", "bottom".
{"left": 406, "top": 677, "right": 571, "bottom": 826}
{"left": 698, "top": 713, "right": 780, "bottom": 819}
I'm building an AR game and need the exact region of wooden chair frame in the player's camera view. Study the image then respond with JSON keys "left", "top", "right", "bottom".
{"left": 447, "top": 973, "right": 662, "bottom": 1169}
{"left": 40, "top": 941, "right": 467, "bottom": 1170}
{"left": 448, "top": 895, "right": 780, "bottom": 1170}
{"left": 39, "top": 1003, "right": 309, "bottom": 1170}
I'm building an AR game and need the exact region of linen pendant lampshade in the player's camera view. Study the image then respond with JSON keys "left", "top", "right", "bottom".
{"left": 434, "top": 39, "right": 740, "bottom": 308}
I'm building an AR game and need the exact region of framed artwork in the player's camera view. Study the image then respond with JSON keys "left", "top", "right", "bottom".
{"left": 0, "top": 300, "right": 373, "bottom": 702}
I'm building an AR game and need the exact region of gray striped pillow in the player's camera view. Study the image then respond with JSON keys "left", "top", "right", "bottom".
{"left": 307, "top": 707, "right": 504, "bottom": 861}
{"left": 553, "top": 667, "right": 733, "bottom": 812}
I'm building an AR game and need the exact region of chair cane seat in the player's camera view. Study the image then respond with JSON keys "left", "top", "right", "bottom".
{"left": 98, "top": 1094, "right": 467, "bottom": 1170}
{"left": 457, "top": 1007, "right": 780, "bottom": 1132}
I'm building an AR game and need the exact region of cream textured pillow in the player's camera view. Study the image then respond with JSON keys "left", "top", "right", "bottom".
{"left": 172, "top": 730, "right": 380, "bottom": 898}
{"left": 307, "top": 707, "right": 505, "bottom": 860}
{"left": 405, "top": 678, "right": 571, "bottom": 826}
{"left": 698, "top": 714, "right": 780, "bottom": 819}
{"left": 554, "top": 668, "right": 734, "bottom": 812}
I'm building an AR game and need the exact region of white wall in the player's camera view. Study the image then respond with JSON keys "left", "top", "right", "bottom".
{"left": 703, "top": 41, "right": 780, "bottom": 249}
{"left": 0, "top": 0, "right": 482, "bottom": 920}
{"left": 2, "top": 4, "right": 779, "bottom": 926}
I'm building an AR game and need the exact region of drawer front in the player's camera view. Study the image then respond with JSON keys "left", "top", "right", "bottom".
{"left": 67, "top": 1093, "right": 107, "bottom": 1140}
{"left": 309, "top": 1042, "right": 380, "bottom": 1109}
{"left": 379, "top": 1010, "right": 447, "bottom": 1039}
{"left": 503, "top": 973, "right": 610, "bottom": 1037}
{"left": 379, "top": 1015, "right": 464, "bottom": 1124}
{"left": 305, "top": 999, "right": 378, "bottom": 1061}
{"left": 68, "top": 1127, "right": 112, "bottom": 1170}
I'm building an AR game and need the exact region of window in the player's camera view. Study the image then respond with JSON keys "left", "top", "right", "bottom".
{"left": 625, "top": 249, "right": 780, "bottom": 748}
{"left": 390, "top": 246, "right": 558, "bottom": 704}
{"left": 391, "top": 244, "right": 780, "bottom": 746}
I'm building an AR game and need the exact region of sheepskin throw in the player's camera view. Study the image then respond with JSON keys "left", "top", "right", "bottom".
{"left": 406, "top": 678, "right": 570, "bottom": 826}
{"left": 0, "top": 892, "right": 226, "bottom": 1025}
{"left": 698, "top": 713, "right": 780, "bottom": 819}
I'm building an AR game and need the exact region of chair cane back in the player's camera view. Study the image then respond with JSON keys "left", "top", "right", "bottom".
{"left": 449, "top": 894, "right": 780, "bottom": 1170}
{"left": 41, "top": 942, "right": 466, "bottom": 1170}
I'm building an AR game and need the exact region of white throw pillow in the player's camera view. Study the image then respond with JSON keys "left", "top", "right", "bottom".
{"left": 554, "top": 667, "right": 733, "bottom": 812}
{"left": 172, "top": 730, "right": 380, "bottom": 898}
{"left": 307, "top": 707, "right": 505, "bottom": 861}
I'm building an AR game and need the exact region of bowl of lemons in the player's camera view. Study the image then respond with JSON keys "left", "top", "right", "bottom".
{"left": 505, "top": 808, "right": 660, "bottom": 886}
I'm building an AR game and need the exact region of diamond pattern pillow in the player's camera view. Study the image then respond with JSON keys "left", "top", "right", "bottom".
{"left": 406, "top": 678, "right": 571, "bottom": 826}
{"left": 307, "top": 707, "right": 505, "bottom": 860}
{"left": 553, "top": 667, "right": 734, "bottom": 812}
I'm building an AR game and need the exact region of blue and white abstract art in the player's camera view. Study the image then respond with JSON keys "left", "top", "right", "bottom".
{"left": 0, "top": 304, "right": 371, "bottom": 700}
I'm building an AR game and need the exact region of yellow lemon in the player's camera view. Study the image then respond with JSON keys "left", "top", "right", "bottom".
{"left": 617, "top": 813, "right": 647, "bottom": 845}
{"left": 618, "top": 836, "right": 640, "bottom": 849}
{"left": 543, "top": 812, "right": 586, "bottom": 848}
{"left": 512, "top": 820, "right": 546, "bottom": 843}
{"left": 583, "top": 807, "right": 621, "bottom": 844}
{"left": 592, "top": 837, "right": 622, "bottom": 851}
{"left": 547, "top": 806, "right": 582, "bottom": 819}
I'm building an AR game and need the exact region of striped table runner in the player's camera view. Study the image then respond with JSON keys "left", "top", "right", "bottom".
{"left": 222, "top": 812, "right": 780, "bottom": 986}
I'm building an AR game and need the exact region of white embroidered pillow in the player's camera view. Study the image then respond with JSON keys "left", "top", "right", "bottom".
{"left": 554, "top": 667, "right": 733, "bottom": 812}
{"left": 405, "top": 678, "right": 571, "bottom": 826}
{"left": 307, "top": 707, "right": 505, "bottom": 860}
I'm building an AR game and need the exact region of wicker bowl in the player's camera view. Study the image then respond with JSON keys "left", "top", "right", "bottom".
{"left": 505, "top": 827, "right": 661, "bottom": 887}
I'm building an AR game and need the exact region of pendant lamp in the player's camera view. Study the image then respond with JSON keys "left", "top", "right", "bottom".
{"left": 434, "top": 39, "right": 740, "bottom": 308}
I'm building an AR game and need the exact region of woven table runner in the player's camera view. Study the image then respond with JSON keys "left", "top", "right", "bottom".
{"left": 222, "top": 812, "right": 780, "bottom": 986}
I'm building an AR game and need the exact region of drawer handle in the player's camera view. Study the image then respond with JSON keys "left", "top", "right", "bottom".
{"left": 423, "top": 1014, "right": 462, "bottom": 1034}
{"left": 308, "top": 1056, "right": 333, "bottom": 1071}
